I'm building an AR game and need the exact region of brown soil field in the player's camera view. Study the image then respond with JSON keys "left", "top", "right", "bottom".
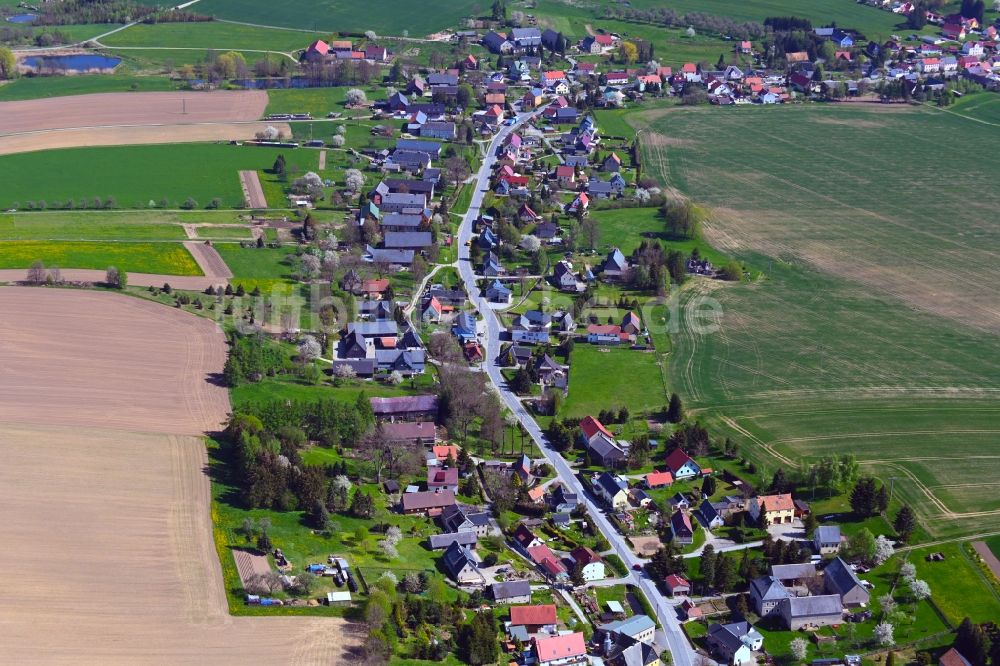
{"left": 0, "top": 287, "right": 357, "bottom": 663}
{"left": 0, "top": 121, "right": 291, "bottom": 156}
{"left": 0, "top": 91, "right": 268, "bottom": 135}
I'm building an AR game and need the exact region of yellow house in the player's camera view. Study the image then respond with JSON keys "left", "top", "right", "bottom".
{"left": 750, "top": 494, "right": 795, "bottom": 526}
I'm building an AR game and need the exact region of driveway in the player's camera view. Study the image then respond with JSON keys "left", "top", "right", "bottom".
{"left": 768, "top": 518, "right": 806, "bottom": 542}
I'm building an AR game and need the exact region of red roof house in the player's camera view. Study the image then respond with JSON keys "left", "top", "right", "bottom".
{"left": 534, "top": 633, "right": 586, "bottom": 665}
{"left": 645, "top": 471, "right": 674, "bottom": 488}
{"left": 511, "top": 604, "right": 558, "bottom": 628}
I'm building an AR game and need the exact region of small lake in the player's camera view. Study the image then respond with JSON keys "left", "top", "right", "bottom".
{"left": 6, "top": 13, "right": 38, "bottom": 23}
{"left": 22, "top": 54, "right": 122, "bottom": 71}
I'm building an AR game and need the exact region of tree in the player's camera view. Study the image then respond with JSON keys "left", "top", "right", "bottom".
{"left": 662, "top": 199, "right": 701, "bottom": 239}
{"left": 874, "top": 535, "right": 894, "bottom": 565}
{"left": 789, "top": 637, "right": 808, "bottom": 663}
{"left": 909, "top": 578, "right": 930, "bottom": 601}
{"left": 875, "top": 622, "right": 895, "bottom": 647}
{"left": 849, "top": 477, "right": 880, "bottom": 517}
{"left": 702, "top": 475, "right": 716, "bottom": 497}
{"left": 847, "top": 528, "right": 876, "bottom": 563}
{"left": 378, "top": 539, "right": 399, "bottom": 559}
{"left": 893, "top": 505, "right": 916, "bottom": 543}
{"left": 345, "top": 88, "right": 368, "bottom": 106}
{"left": 899, "top": 561, "right": 916, "bottom": 582}
{"left": 803, "top": 512, "right": 819, "bottom": 538}
{"left": 26, "top": 260, "right": 47, "bottom": 284}
{"left": 0, "top": 46, "right": 16, "bottom": 80}
{"left": 955, "top": 618, "right": 990, "bottom": 666}
{"left": 699, "top": 544, "right": 716, "bottom": 591}
{"left": 666, "top": 393, "right": 684, "bottom": 423}
{"left": 298, "top": 335, "right": 322, "bottom": 363}
{"left": 580, "top": 216, "right": 600, "bottom": 250}
{"left": 272, "top": 154, "right": 286, "bottom": 176}
{"left": 344, "top": 168, "right": 365, "bottom": 192}
{"left": 619, "top": 41, "right": 639, "bottom": 64}
{"left": 103, "top": 266, "right": 126, "bottom": 290}
{"left": 879, "top": 593, "right": 896, "bottom": 616}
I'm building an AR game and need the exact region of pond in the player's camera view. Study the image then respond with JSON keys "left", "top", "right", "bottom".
{"left": 21, "top": 54, "right": 122, "bottom": 71}
{"left": 6, "top": 13, "right": 38, "bottom": 23}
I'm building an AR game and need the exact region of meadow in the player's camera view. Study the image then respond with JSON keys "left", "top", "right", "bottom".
{"left": 0, "top": 143, "right": 317, "bottom": 209}
{"left": 190, "top": 0, "right": 480, "bottom": 36}
{"left": 562, "top": 345, "right": 665, "bottom": 419}
{"left": 588, "top": 206, "right": 730, "bottom": 262}
{"left": 625, "top": 0, "right": 904, "bottom": 40}
{"left": 948, "top": 92, "right": 1000, "bottom": 125}
{"left": 101, "top": 21, "right": 322, "bottom": 53}
{"left": 0, "top": 75, "right": 176, "bottom": 101}
{"left": 0, "top": 240, "right": 201, "bottom": 274}
{"left": 0, "top": 211, "right": 190, "bottom": 240}
{"left": 636, "top": 103, "right": 1000, "bottom": 540}
{"left": 265, "top": 86, "right": 387, "bottom": 118}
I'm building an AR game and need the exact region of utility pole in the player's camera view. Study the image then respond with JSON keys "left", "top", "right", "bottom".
{"left": 888, "top": 477, "right": 901, "bottom": 501}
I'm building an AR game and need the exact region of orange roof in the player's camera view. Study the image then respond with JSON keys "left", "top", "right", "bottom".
{"left": 485, "top": 93, "right": 506, "bottom": 104}
{"left": 363, "top": 278, "right": 390, "bottom": 292}
{"left": 486, "top": 104, "right": 504, "bottom": 117}
{"left": 682, "top": 63, "right": 697, "bottom": 72}
{"left": 940, "top": 648, "right": 972, "bottom": 666}
{"left": 329, "top": 40, "right": 353, "bottom": 50}
{"left": 534, "top": 633, "right": 586, "bottom": 663}
{"left": 433, "top": 444, "right": 458, "bottom": 461}
{"left": 543, "top": 70, "right": 566, "bottom": 80}
{"left": 758, "top": 493, "right": 794, "bottom": 512}
{"left": 580, "top": 415, "right": 612, "bottom": 441}
{"left": 645, "top": 471, "right": 673, "bottom": 487}
{"left": 379, "top": 336, "right": 397, "bottom": 348}
{"left": 511, "top": 604, "right": 557, "bottom": 626}
{"left": 527, "top": 486, "right": 545, "bottom": 501}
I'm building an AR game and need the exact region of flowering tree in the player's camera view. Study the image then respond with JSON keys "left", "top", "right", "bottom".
{"left": 344, "top": 169, "right": 365, "bottom": 192}
{"left": 789, "top": 637, "right": 808, "bottom": 663}
{"left": 909, "top": 579, "right": 931, "bottom": 601}
{"left": 875, "top": 622, "right": 895, "bottom": 646}
{"left": 345, "top": 88, "right": 367, "bottom": 105}
{"left": 298, "top": 336, "right": 322, "bottom": 362}
{"left": 874, "top": 535, "right": 895, "bottom": 565}
{"left": 899, "top": 561, "right": 916, "bottom": 582}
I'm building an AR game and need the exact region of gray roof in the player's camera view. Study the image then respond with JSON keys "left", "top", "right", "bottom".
{"left": 589, "top": 435, "right": 625, "bottom": 462}
{"left": 783, "top": 594, "right": 843, "bottom": 618}
{"left": 370, "top": 394, "right": 438, "bottom": 415}
{"left": 823, "top": 557, "right": 863, "bottom": 596}
{"left": 441, "top": 542, "right": 478, "bottom": 578}
{"left": 375, "top": 349, "right": 425, "bottom": 372}
{"left": 595, "top": 472, "right": 627, "bottom": 497}
{"left": 384, "top": 231, "right": 433, "bottom": 249}
{"left": 750, "top": 575, "right": 790, "bottom": 602}
{"left": 491, "top": 580, "right": 530, "bottom": 600}
{"left": 600, "top": 614, "right": 655, "bottom": 639}
{"left": 381, "top": 192, "right": 428, "bottom": 208}
{"left": 771, "top": 563, "right": 818, "bottom": 581}
{"left": 366, "top": 245, "right": 414, "bottom": 264}
{"left": 427, "top": 73, "right": 458, "bottom": 86}
{"left": 348, "top": 320, "right": 398, "bottom": 337}
{"left": 429, "top": 531, "right": 478, "bottom": 549}
{"left": 588, "top": 180, "right": 615, "bottom": 194}
{"left": 381, "top": 213, "right": 425, "bottom": 229}
{"left": 708, "top": 623, "right": 746, "bottom": 653}
{"left": 697, "top": 499, "right": 721, "bottom": 525}
{"left": 383, "top": 178, "right": 436, "bottom": 194}
{"left": 815, "top": 525, "right": 841, "bottom": 543}
{"left": 395, "top": 139, "right": 441, "bottom": 155}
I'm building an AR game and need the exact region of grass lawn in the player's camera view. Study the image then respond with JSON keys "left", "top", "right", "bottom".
{"left": 0, "top": 240, "right": 201, "bottom": 274}
{"left": 102, "top": 21, "right": 322, "bottom": 52}
{"left": 0, "top": 211, "right": 189, "bottom": 240}
{"left": 588, "top": 206, "right": 731, "bottom": 261}
{"left": 643, "top": 103, "right": 1000, "bottom": 541}
{"left": 947, "top": 92, "right": 1000, "bottom": 125}
{"left": 231, "top": 373, "right": 438, "bottom": 412}
{"left": 265, "top": 86, "right": 388, "bottom": 118}
{"left": 0, "top": 74, "right": 176, "bottom": 101}
{"left": 0, "top": 143, "right": 318, "bottom": 210}
{"left": 561, "top": 345, "right": 665, "bottom": 419}
{"left": 212, "top": 244, "right": 299, "bottom": 291}
{"left": 907, "top": 543, "right": 1000, "bottom": 626}
{"left": 192, "top": 0, "right": 481, "bottom": 35}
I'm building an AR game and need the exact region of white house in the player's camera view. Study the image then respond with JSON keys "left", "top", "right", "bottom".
{"left": 569, "top": 546, "right": 605, "bottom": 581}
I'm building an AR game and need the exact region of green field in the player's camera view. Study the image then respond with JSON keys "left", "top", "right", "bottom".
{"left": 0, "top": 212, "right": 190, "bottom": 240}
{"left": 101, "top": 21, "right": 322, "bottom": 52}
{"left": 191, "top": 0, "right": 480, "bottom": 36}
{"left": 213, "top": 243, "right": 299, "bottom": 291}
{"left": 588, "top": 207, "right": 729, "bottom": 261}
{"left": 0, "top": 240, "right": 201, "bottom": 274}
{"left": 265, "top": 86, "right": 387, "bottom": 118}
{"left": 638, "top": 104, "right": 1000, "bottom": 540}
{"left": 907, "top": 543, "right": 1000, "bottom": 625}
{"left": 949, "top": 93, "right": 1000, "bottom": 125}
{"left": 624, "top": 0, "right": 903, "bottom": 39}
{"left": 0, "top": 143, "right": 316, "bottom": 209}
{"left": 562, "top": 345, "right": 665, "bottom": 419}
{"left": 0, "top": 75, "right": 176, "bottom": 101}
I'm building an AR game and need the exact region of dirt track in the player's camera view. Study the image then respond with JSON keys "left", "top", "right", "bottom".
{"left": 973, "top": 541, "right": 1000, "bottom": 579}
{"left": 0, "top": 287, "right": 357, "bottom": 663}
{"left": 239, "top": 169, "right": 268, "bottom": 208}
{"left": 0, "top": 121, "right": 291, "bottom": 156}
{"left": 185, "top": 241, "right": 234, "bottom": 279}
{"left": 0, "top": 91, "right": 268, "bottom": 135}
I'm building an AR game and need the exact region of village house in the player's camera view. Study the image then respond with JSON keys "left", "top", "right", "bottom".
{"left": 599, "top": 614, "right": 656, "bottom": 645}
{"left": 823, "top": 557, "right": 870, "bottom": 606}
{"left": 600, "top": 247, "right": 629, "bottom": 280}
{"left": 665, "top": 448, "right": 702, "bottom": 479}
{"left": 401, "top": 489, "right": 456, "bottom": 515}
{"left": 370, "top": 395, "right": 439, "bottom": 422}
{"left": 669, "top": 510, "right": 694, "bottom": 544}
{"left": 513, "top": 523, "right": 544, "bottom": 552}
{"left": 664, "top": 573, "right": 691, "bottom": 596}
{"left": 750, "top": 575, "right": 789, "bottom": 616}
{"left": 428, "top": 530, "right": 478, "bottom": 550}
{"left": 594, "top": 472, "right": 630, "bottom": 510}
{"left": 527, "top": 543, "right": 568, "bottom": 579}
{"left": 778, "top": 595, "right": 844, "bottom": 630}
{"left": 492, "top": 580, "right": 532, "bottom": 604}
{"left": 580, "top": 415, "right": 626, "bottom": 467}
{"left": 381, "top": 421, "right": 436, "bottom": 445}
{"left": 644, "top": 471, "right": 673, "bottom": 489}
{"left": 511, "top": 310, "right": 552, "bottom": 344}
{"left": 441, "top": 541, "right": 483, "bottom": 584}
{"left": 426, "top": 466, "right": 459, "bottom": 493}
{"left": 706, "top": 622, "right": 764, "bottom": 666}
{"left": 510, "top": 604, "right": 558, "bottom": 635}
{"left": 749, "top": 493, "right": 795, "bottom": 525}
{"left": 534, "top": 632, "right": 587, "bottom": 666}
{"left": 814, "top": 525, "right": 842, "bottom": 555}
{"left": 568, "top": 546, "right": 605, "bottom": 581}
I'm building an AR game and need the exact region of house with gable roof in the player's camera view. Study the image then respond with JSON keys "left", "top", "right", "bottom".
{"left": 569, "top": 546, "right": 605, "bottom": 581}
{"left": 579, "top": 415, "right": 626, "bottom": 467}
{"left": 707, "top": 621, "right": 764, "bottom": 666}
{"left": 823, "top": 557, "right": 870, "bottom": 606}
{"left": 749, "top": 493, "right": 795, "bottom": 525}
{"left": 665, "top": 448, "right": 702, "bottom": 479}
{"left": 594, "top": 472, "right": 630, "bottom": 510}
{"left": 600, "top": 247, "right": 629, "bottom": 280}
{"left": 534, "top": 632, "right": 587, "bottom": 666}
{"left": 669, "top": 510, "right": 694, "bottom": 544}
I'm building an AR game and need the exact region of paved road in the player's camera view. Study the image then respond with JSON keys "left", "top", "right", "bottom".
{"left": 455, "top": 109, "right": 698, "bottom": 666}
